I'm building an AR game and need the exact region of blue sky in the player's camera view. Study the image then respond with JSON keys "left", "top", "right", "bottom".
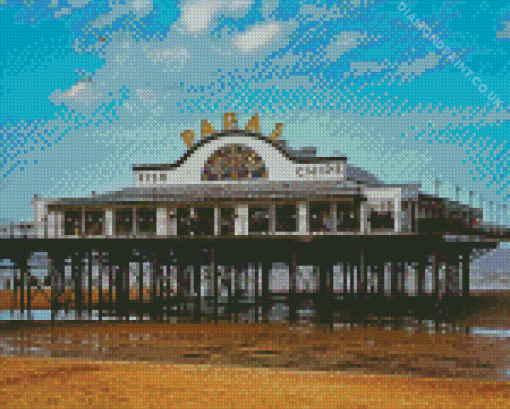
{"left": 1, "top": 0, "right": 510, "bottom": 228}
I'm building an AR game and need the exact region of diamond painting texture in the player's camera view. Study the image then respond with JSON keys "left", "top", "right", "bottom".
{"left": 1, "top": 0, "right": 510, "bottom": 408}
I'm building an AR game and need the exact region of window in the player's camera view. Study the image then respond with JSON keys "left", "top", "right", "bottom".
{"left": 115, "top": 209, "right": 134, "bottom": 235}
{"left": 160, "top": 173, "right": 167, "bottom": 181}
{"left": 276, "top": 204, "right": 297, "bottom": 232}
{"left": 176, "top": 208, "right": 190, "bottom": 236}
{"left": 64, "top": 210, "right": 82, "bottom": 236}
{"left": 220, "top": 207, "right": 235, "bottom": 235}
{"left": 249, "top": 206, "right": 270, "bottom": 233}
{"left": 177, "top": 207, "right": 214, "bottom": 236}
{"left": 309, "top": 202, "right": 332, "bottom": 232}
{"left": 85, "top": 211, "right": 104, "bottom": 235}
{"left": 369, "top": 211, "right": 394, "bottom": 230}
{"left": 139, "top": 174, "right": 143, "bottom": 181}
{"left": 138, "top": 208, "right": 157, "bottom": 235}
{"left": 336, "top": 202, "right": 360, "bottom": 232}
{"left": 194, "top": 208, "right": 214, "bottom": 235}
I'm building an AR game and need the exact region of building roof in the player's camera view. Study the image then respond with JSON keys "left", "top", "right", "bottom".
{"left": 132, "top": 131, "right": 347, "bottom": 171}
{"left": 49, "top": 180, "right": 373, "bottom": 206}
{"left": 345, "top": 164, "right": 384, "bottom": 185}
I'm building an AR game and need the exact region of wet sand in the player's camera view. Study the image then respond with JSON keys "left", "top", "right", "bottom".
{"left": 2, "top": 294, "right": 510, "bottom": 407}
{"left": 1, "top": 354, "right": 509, "bottom": 408}
{"left": 1, "top": 321, "right": 510, "bottom": 381}
{"left": 0, "top": 322, "right": 509, "bottom": 408}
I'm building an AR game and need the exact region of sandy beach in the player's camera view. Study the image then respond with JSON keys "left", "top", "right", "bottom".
{"left": 2, "top": 291, "right": 510, "bottom": 407}
{"left": 0, "top": 321, "right": 509, "bottom": 408}
{"left": 1, "top": 354, "right": 509, "bottom": 409}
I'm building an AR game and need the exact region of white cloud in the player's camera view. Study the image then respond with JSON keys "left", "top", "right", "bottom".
{"left": 136, "top": 89, "right": 158, "bottom": 104}
{"left": 178, "top": 0, "right": 253, "bottom": 33}
{"left": 180, "top": 0, "right": 222, "bottom": 33}
{"left": 68, "top": 0, "right": 93, "bottom": 7}
{"left": 260, "top": 0, "right": 279, "bottom": 20}
{"left": 50, "top": 81, "right": 100, "bottom": 105}
{"left": 133, "top": 0, "right": 152, "bottom": 11}
{"left": 234, "top": 23, "right": 281, "bottom": 52}
{"left": 146, "top": 45, "right": 191, "bottom": 68}
{"left": 227, "top": 0, "right": 252, "bottom": 11}
{"left": 54, "top": 8, "right": 72, "bottom": 18}
{"left": 90, "top": 0, "right": 153, "bottom": 29}
{"left": 497, "top": 21, "right": 510, "bottom": 39}
{"left": 295, "top": 2, "right": 366, "bottom": 23}
{"left": 320, "top": 32, "right": 368, "bottom": 61}
{"left": 394, "top": 52, "right": 440, "bottom": 83}
{"left": 349, "top": 60, "right": 391, "bottom": 77}
{"left": 349, "top": 52, "right": 440, "bottom": 87}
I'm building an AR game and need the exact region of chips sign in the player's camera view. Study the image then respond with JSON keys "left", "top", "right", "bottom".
{"left": 296, "top": 164, "right": 342, "bottom": 178}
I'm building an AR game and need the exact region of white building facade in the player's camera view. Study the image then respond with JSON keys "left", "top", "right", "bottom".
{"left": 26, "top": 113, "right": 479, "bottom": 241}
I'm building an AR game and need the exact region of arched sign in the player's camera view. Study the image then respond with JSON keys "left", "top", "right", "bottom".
{"left": 202, "top": 143, "right": 268, "bottom": 181}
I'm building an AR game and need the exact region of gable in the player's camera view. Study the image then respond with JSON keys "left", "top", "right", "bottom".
{"left": 133, "top": 132, "right": 346, "bottom": 185}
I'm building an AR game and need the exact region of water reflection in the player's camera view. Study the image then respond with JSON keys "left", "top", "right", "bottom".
{"left": 1, "top": 306, "right": 509, "bottom": 382}
{"left": 2, "top": 308, "right": 510, "bottom": 338}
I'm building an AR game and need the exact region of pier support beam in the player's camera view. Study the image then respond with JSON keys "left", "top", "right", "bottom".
{"left": 398, "top": 260, "right": 406, "bottom": 296}
{"left": 289, "top": 251, "right": 298, "bottom": 324}
{"left": 261, "top": 259, "right": 270, "bottom": 324}
{"left": 254, "top": 261, "right": 260, "bottom": 324}
{"left": 417, "top": 256, "right": 427, "bottom": 297}
{"left": 117, "top": 254, "right": 130, "bottom": 321}
{"left": 349, "top": 261, "right": 355, "bottom": 295}
{"left": 212, "top": 249, "right": 218, "bottom": 324}
{"left": 318, "top": 261, "right": 333, "bottom": 329}
{"left": 377, "top": 262, "right": 385, "bottom": 296}
{"left": 87, "top": 250, "right": 94, "bottom": 317}
{"left": 49, "top": 252, "right": 66, "bottom": 324}
{"left": 151, "top": 251, "right": 159, "bottom": 321}
{"left": 444, "top": 253, "right": 460, "bottom": 297}
{"left": 431, "top": 253, "right": 440, "bottom": 299}
{"left": 194, "top": 259, "right": 201, "bottom": 323}
{"left": 233, "top": 260, "right": 240, "bottom": 324}
{"left": 462, "top": 251, "right": 470, "bottom": 298}
{"left": 16, "top": 255, "right": 28, "bottom": 315}
{"left": 342, "top": 262, "right": 348, "bottom": 294}
{"left": 390, "top": 260, "right": 398, "bottom": 298}
{"left": 360, "top": 249, "right": 367, "bottom": 295}
{"left": 71, "top": 251, "right": 84, "bottom": 319}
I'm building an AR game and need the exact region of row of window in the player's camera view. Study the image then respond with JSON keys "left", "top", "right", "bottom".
{"left": 139, "top": 173, "right": 167, "bottom": 182}
{"left": 63, "top": 209, "right": 156, "bottom": 236}
{"left": 60, "top": 203, "right": 396, "bottom": 236}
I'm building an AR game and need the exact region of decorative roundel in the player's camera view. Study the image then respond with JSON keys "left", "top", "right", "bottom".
{"left": 202, "top": 143, "right": 268, "bottom": 181}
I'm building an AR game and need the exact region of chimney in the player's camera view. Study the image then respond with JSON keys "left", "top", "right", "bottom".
{"left": 92, "top": 191, "right": 96, "bottom": 198}
{"left": 299, "top": 147, "right": 317, "bottom": 157}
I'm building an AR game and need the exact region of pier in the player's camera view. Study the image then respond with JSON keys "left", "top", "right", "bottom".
{"left": 1, "top": 113, "right": 508, "bottom": 327}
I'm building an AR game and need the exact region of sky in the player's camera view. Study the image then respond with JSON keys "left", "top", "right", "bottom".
{"left": 1, "top": 0, "right": 510, "bottom": 223}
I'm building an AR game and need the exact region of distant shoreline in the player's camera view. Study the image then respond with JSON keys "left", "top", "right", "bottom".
{"left": 2, "top": 288, "right": 510, "bottom": 309}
